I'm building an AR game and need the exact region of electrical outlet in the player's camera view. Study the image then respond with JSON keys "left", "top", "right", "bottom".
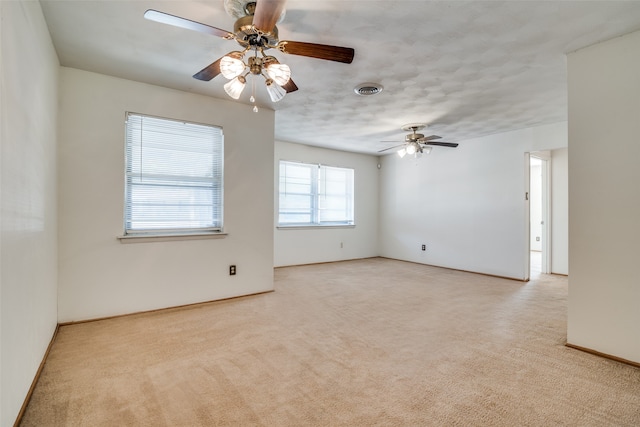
{"left": 229, "top": 265, "right": 236, "bottom": 276}
{"left": 422, "top": 244, "right": 426, "bottom": 251}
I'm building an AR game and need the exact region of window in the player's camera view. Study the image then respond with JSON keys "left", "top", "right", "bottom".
{"left": 124, "top": 113, "right": 223, "bottom": 235}
{"left": 279, "top": 161, "right": 354, "bottom": 227}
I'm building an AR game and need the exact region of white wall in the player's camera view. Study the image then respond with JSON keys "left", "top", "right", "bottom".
{"left": 274, "top": 141, "right": 379, "bottom": 266}
{"left": 0, "top": 1, "right": 59, "bottom": 425}
{"left": 378, "top": 122, "right": 567, "bottom": 280}
{"left": 58, "top": 68, "right": 275, "bottom": 322}
{"left": 551, "top": 148, "right": 568, "bottom": 275}
{"left": 567, "top": 30, "right": 640, "bottom": 363}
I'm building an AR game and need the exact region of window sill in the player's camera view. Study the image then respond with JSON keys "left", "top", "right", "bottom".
{"left": 117, "top": 232, "right": 228, "bottom": 243}
{"left": 277, "top": 225, "right": 355, "bottom": 230}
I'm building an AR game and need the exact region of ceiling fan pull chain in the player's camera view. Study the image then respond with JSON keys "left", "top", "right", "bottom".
{"left": 251, "top": 75, "right": 258, "bottom": 113}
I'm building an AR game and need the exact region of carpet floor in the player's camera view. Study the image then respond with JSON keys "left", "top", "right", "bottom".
{"left": 20, "top": 258, "right": 640, "bottom": 426}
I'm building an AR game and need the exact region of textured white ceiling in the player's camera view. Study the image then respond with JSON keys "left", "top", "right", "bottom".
{"left": 40, "top": 0, "right": 640, "bottom": 154}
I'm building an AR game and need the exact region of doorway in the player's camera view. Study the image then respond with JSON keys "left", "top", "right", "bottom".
{"left": 528, "top": 152, "right": 551, "bottom": 277}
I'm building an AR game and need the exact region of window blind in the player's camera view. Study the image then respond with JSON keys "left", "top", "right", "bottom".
{"left": 279, "top": 161, "right": 354, "bottom": 226}
{"left": 124, "top": 113, "right": 223, "bottom": 234}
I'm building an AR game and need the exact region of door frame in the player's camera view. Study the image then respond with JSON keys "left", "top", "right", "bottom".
{"left": 524, "top": 153, "right": 530, "bottom": 281}
{"left": 526, "top": 151, "right": 552, "bottom": 277}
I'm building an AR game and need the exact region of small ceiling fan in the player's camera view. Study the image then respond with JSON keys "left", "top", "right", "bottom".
{"left": 379, "top": 124, "right": 458, "bottom": 158}
{"left": 144, "top": 0, "right": 354, "bottom": 106}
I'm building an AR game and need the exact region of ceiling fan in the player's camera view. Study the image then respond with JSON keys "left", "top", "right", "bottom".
{"left": 144, "top": 0, "right": 354, "bottom": 107}
{"left": 379, "top": 124, "right": 459, "bottom": 158}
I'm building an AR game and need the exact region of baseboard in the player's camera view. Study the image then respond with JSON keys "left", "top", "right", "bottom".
{"left": 276, "top": 257, "right": 533, "bottom": 282}
{"left": 58, "top": 290, "right": 274, "bottom": 326}
{"left": 378, "top": 256, "right": 528, "bottom": 282}
{"left": 14, "top": 324, "right": 60, "bottom": 427}
{"left": 274, "top": 256, "right": 378, "bottom": 269}
{"left": 565, "top": 342, "right": 640, "bottom": 368}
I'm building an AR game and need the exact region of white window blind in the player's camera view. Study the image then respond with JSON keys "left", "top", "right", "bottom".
{"left": 279, "top": 161, "right": 354, "bottom": 226}
{"left": 124, "top": 113, "right": 223, "bottom": 235}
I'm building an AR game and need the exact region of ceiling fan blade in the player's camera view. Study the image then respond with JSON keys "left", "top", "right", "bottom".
{"left": 378, "top": 144, "right": 406, "bottom": 153}
{"left": 282, "top": 78, "right": 298, "bottom": 93}
{"left": 278, "top": 41, "right": 355, "bottom": 64}
{"left": 418, "top": 135, "right": 442, "bottom": 142}
{"left": 144, "top": 9, "right": 234, "bottom": 39}
{"left": 193, "top": 58, "right": 223, "bottom": 81}
{"left": 252, "top": 0, "right": 287, "bottom": 34}
{"left": 424, "top": 141, "right": 459, "bottom": 148}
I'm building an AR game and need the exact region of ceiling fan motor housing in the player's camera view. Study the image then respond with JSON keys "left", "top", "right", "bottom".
{"left": 406, "top": 133, "right": 424, "bottom": 142}
{"left": 234, "top": 15, "right": 279, "bottom": 48}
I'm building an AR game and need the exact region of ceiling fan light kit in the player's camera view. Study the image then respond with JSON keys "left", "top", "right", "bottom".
{"left": 398, "top": 144, "right": 432, "bottom": 158}
{"left": 218, "top": 48, "right": 292, "bottom": 103}
{"left": 264, "top": 57, "right": 291, "bottom": 86}
{"left": 144, "top": 0, "right": 355, "bottom": 108}
{"left": 265, "top": 78, "right": 286, "bottom": 102}
{"left": 219, "top": 52, "right": 246, "bottom": 79}
{"left": 223, "top": 75, "right": 247, "bottom": 99}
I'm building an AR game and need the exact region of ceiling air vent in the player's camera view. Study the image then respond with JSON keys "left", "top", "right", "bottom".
{"left": 354, "top": 83, "right": 383, "bottom": 96}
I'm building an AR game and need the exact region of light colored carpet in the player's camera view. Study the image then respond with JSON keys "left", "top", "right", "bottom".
{"left": 21, "top": 258, "right": 640, "bottom": 426}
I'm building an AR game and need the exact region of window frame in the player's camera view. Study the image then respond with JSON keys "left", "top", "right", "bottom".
{"left": 121, "top": 112, "right": 224, "bottom": 239}
{"left": 278, "top": 160, "right": 355, "bottom": 228}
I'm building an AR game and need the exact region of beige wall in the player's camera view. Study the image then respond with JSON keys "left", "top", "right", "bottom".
{"left": 57, "top": 68, "right": 275, "bottom": 322}
{"left": 0, "top": 1, "right": 59, "bottom": 424}
{"left": 378, "top": 122, "right": 567, "bottom": 280}
{"left": 568, "top": 30, "right": 640, "bottom": 363}
{"left": 274, "top": 141, "right": 379, "bottom": 266}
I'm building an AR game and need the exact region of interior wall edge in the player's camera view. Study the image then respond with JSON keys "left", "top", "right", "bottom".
{"left": 12, "top": 325, "right": 60, "bottom": 427}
